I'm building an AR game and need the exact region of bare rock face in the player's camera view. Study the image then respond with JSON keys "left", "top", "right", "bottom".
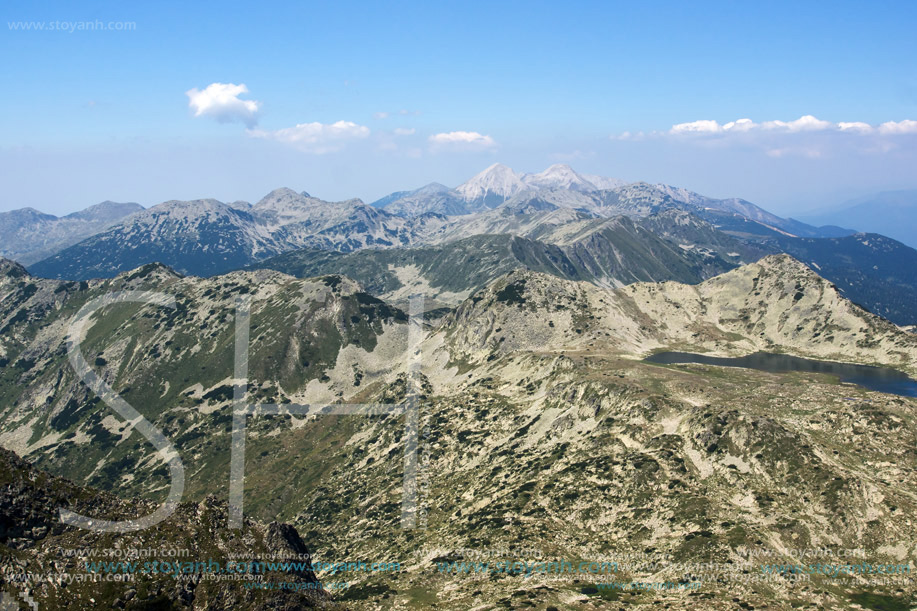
{"left": 0, "top": 259, "right": 28, "bottom": 279}
{"left": 0, "top": 448, "right": 334, "bottom": 609}
{"left": 264, "top": 522, "right": 318, "bottom": 582}
{"left": 265, "top": 522, "right": 311, "bottom": 558}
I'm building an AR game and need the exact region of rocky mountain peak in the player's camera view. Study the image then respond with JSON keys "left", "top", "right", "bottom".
{"left": 416, "top": 182, "right": 451, "bottom": 195}
{"left": 698, "top": 254, "right": 830, "bottom": 299}
{"left": 65, "top": 201, "right": 144, "bottom": 222}
{"left": 3, "top": 207, "right": 57, "bottom": 221}
{"left": 0, "top": 257, "right": 29, "bottom": 279}
{"left": 753, "top": 253, "right": 814, "bottom": 273}
{"left": 141, "top": 198, "right": 234, "bottom": 220}
{"left": 113, "top": 262, "right": 184, "bottom": 283}
{"left": 523, "top": 163, "right": 598, "bottom": 192}
{"left": 253, "top": 189, "right": 366, "bottom": 224}
{"left": 254, "top": 187, "right": 313, "bottom": 210}
{"left": 456, "top": 163, "right": 527, "bottom": 202}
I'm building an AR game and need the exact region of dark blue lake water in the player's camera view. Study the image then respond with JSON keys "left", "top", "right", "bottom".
{"left": 644, "top": 351, "right": 917, "bottom": 398}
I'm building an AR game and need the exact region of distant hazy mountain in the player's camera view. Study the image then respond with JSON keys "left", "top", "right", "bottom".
{"left": 376, "top": 165, "right": 848, "bottom": 240}
{"left": 655, "top": 184, "right": 853, "bottom": 238}
{"left": 369, "top": 182, "right": 448, "bottom": 208}
{"left": 375, "top": 163, "right": 628, "bottom": 217}
{"left": 581, "top": 172, "right": 626, "bottom": 190}
{"left": 434, "top": 176, "right": 847, "bottom": 241}
{"left": 370, "top": 182, "right": 477, "bottom": 217}
{"left": 455, "top": 162, "right": 530, "bottom": 207}
{"left": 0, "top": 200, "right": 143, "bottom": 264}
{"left": 521, "top": 163, "right": 603, "bottom": 192}
{"left": 798, "top": 189, "right": 917, "bottom": 249}
{"left": 28, "top": 189, "right": 445, "bottom": 279}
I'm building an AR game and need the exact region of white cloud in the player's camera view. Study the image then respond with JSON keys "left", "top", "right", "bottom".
{"left": 670, "top": 115, "right": 917, "bottom": 137}
{"left": 373, "top": 111, "right": 390, "bottom": 120}
{"left": 247, "top": 120, "right": 370, "bottom": 153}
{"left": 393, "top": 127, "right": 416, "bottom": 136}
{"left": 722, "top": 118, "right": 756, "bottom": 132}
{"left": 760, "top": 115, "right": 833, "bottom": 132}
{"left": 878, "top": 120, "right": 917, "bottom": 135}
{"left": 428, "top": 131, "right": 497, "bottom": 149}
{"left": 613, "top": 131, "right": 647, "bottom": 141}
{"left": 186, "top": 83, "right": 261, "bottom": 127}
{"left": 658, "top": 114, "right": 917, "bottom": 157}
{"left": 671, "top": 120, "right": 723, "bottom": 134}
{"left": 838, "top": 121, "right": 874, "bottom": 133}
{"left": 670, "top": 118, "right": 759, "bottom": 134}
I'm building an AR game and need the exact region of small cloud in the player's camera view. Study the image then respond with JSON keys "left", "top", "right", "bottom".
{"left": 247, "top": 120, "right": 370, "bottom": 154}
{"left": 721, "top": 118, "right": 756, "bottom": 132}
{"left": 613, "top": 131, "right": 646, "bottom": 141}
{"left": 186, "top": 82, "right": 261, "bottom": 127}
{"left": 399, "top": 109, "right": 421, "bottom": 116}
{"left": 393, "top": 127, "right": 416, "bottom": 136}
{"left": 428, "top": 131, "right": 497, "bottom": 150}
{"left": 838, "top": 121, "right": 874, "bottom": 133}
{"left": 760, "top": 115, "right": 832, "bottom": 132}
{"left": 878, "top": 119, "right": 917, "bottom": 135}
{"left": 373, "top": 111, "right": 390, "bottom": 120}
{"left": 671, "top": 120, "right": 723, "bottom": 134}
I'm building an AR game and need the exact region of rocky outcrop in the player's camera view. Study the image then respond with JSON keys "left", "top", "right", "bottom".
{"left": 0, "top": 448, "right": 333, "bottom": 609}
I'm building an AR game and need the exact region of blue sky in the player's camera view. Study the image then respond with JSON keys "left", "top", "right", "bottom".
{"left": 2, "top": 0, "right": 916, "bottom": 215}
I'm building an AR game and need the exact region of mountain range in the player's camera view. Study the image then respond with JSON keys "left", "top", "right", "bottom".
{"left": 2, "top": 254, "right": 916, "bottom": 609}
{"left": 8, "top": 163, "right": 917, "bottom": 327}
{"left": 0, "top": 200, "right": 143, "bottom": 265}
{"left": 27, "top": 189, "right": 445, "bottom": 280}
